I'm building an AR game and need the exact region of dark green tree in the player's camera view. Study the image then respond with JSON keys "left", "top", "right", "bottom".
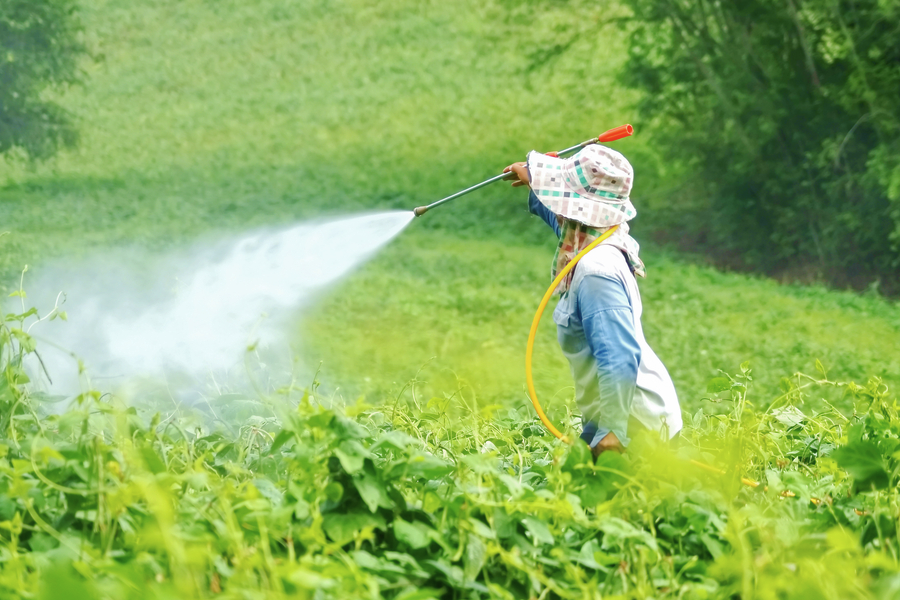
{"left": 621, "top": 0, "right": 900, "bottom": 292}
{"left": 0, "top": 0, "right": 83, "bottom": 160}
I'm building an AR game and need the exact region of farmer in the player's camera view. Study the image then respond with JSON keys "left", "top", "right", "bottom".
{"left": 504, "top": 145, "right": 682, "bottom": 456}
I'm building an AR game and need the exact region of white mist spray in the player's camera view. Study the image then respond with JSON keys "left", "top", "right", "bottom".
{"left": 28, "top": 210, "right": 415, "bottom": 397}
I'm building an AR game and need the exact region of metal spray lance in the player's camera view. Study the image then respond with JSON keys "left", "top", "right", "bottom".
{"left": 412, "top": 124, "right": 633, "bottom": 217}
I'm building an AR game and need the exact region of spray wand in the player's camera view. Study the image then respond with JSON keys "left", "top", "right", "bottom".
{"left": 412, "top": 124, "right": 633, "bottom": 217}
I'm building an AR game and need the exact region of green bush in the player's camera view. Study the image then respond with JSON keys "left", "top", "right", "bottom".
{"left": 620, "top": 0, "right": 900, "bottom": 292}
{"left": 0, "top": 0, "right": 83, "bottom": 160}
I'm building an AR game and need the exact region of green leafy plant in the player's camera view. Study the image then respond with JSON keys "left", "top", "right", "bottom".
{"left": 0, "top": 290, "right": 899, "bottom": 599}
{"left": 620, "top": 0, "right": 900, "bottom": 293}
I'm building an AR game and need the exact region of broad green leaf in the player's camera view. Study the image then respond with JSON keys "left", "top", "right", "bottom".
{"left": 781, "top": 471, "right": 813, "bottom": 500}
{"left": 373, "top": 430, "right": 419, "bottom": 452}
{"left": 28, "top": 532, "right": 59, "bottom": 553}
{"left": 324, "top": 482, "right": 343, "bottom": 502}
{"left": 498, "top": 473, "right": 529, "bottom": 498}
{"left": 570, "top": 448, "right": 624, "bottom": 507}
{"left": 394, "top": 517, "right": 432, "bottom": 549}
{"left": 213, "top": 555, "right": 234, "bottom": 577}
{"left": 575, "top": 540, "right": 606, "bottom": 570}
{"left": 140, "top": 446, "right": 166, "bottom": 475}
{"left": 562, "top": 439, "right": 592, "bottom": 474}
{"left": 306, "top": 411, "right": 335, "bottom": 430}
{"left": 463, "top": 534, "right": 486, "bottom": 581}
{"left": 332, "top": 413, "right": 370, "bottom": 440}
{"left": 294, "top": 498, "right": 310, "bottom": 519}
{"left": 350, "top": 549, "right": 382, "bottom": 570}
{"left": 461, "top": 452, "right": 498, "bottom": 475}
{"left": 832, "top": 441, "right": 890, "bottom": 491}
{"left": 827, "top": 527, "right": 860, "bottom": 553}
{"left": 521, "top": 516, "right": 554, "bottom": 545}
{"left": 424, "top": 559, "right": 465, "bottom": 587}
{"left": 354, "top": 468, "right": 395, "bottom": 512}
{"left": 252, "top": 478, "right": 283, "bottom": 507}
{"left": 699, "top": 533, "right": 724, "bottom": 559}
{"left": 593, "top": 550, "right": 622, "bottom": 566}
{"left": 848, "top": 418, "right": 866, "bottom": 443}
{"left": 598, "top": 516, "right": 659, "bottom": 552}
{"left": 288, "top": 568, "right": 337, "bottom": 590}
{"left": 269, "top": 429, "right": 293, "bottom": 453}
{"left": 394, "top": 588, "right": 444, "bottom": 600}
{"left": 467, "top": 518, "right": 496, "bottom": 540}
{"left": 580, "top": 451, "right": 630, "bottom": 505}
{"left": 0, "top": 495, "right": 15, "bottom": 521}
{"left": 334, "top": 440, "right": 370, "bottom": 474}
{"left": 772, "top": 405, "right": 806, "bottom": 428}
{"left": 388, "top": 452, "right": 453, "bottom": 480}
{"left": 706, "top": 377, "right": 732, "bottom": 393}
{"left": 322, "top": 511, "right": 385, "bottom": 545}
{"left": 38, "top": 561, "right": 99, "bottom": 600}
{"left": 351, "top": 550, "right": 407, "bottom": 575}
{"left": 383, "top": 551, "right": 430, "bottom": 578}
{"left": 422, "top": 491, "right": 443, "bottom": 513}
{"left": 493, "top": 508, "right": 516, "bottom": 539}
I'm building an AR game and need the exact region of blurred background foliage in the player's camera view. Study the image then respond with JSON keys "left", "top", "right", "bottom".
{"left": 0, "top": 0, "right": 83, "bottom": 160}
{"left": 0, "top": 0, "right": 636, "bottom": 262}
{"left": 620, "top": 0, "right": 900, "bottom": 293}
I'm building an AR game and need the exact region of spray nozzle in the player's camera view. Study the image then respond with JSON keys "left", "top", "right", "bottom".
{"left": 596, "top": 124, "right": 634, "bottom": 143}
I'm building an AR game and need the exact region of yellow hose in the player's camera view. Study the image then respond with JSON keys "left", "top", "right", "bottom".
{"left": 525, "top": 225, "right": 620, "bottom": 443}
{"left": 524, "top": 249, "right": 803, "bottom": 497}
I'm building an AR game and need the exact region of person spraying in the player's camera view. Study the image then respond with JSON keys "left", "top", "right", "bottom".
{"left": 503, "top": 145, "right": 682, "bottom": 456}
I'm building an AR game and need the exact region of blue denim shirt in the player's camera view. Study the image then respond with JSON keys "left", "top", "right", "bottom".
{"left": 528, "top": 190, "right": 640, "bottom": 447}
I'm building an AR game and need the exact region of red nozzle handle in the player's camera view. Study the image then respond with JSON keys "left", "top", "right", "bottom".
{"left": 597, "top": 124, "right": 634, "bottom": 143}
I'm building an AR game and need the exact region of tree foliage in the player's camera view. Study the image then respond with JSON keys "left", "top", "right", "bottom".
{"left": 621, "top": 0, "right": 900, "bottom": 291}
{"left": 0, "top": 0, "right": 83, "bottom": 160}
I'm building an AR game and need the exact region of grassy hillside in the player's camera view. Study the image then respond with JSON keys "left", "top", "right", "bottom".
{"left": 0, "top": 0, "right": 637, "bottom": 268}
{"left": 300, "top": 228, "right": 900, "bottom": 414}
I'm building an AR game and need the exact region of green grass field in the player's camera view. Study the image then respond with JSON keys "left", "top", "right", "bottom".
{"left": 1, "top": 0, "right": 900, "bottom": 598}
{"left": 300, "top": 228, "right": 900, "bottom": 412}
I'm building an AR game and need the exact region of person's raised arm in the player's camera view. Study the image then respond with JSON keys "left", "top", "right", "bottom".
{"left": 504, "top": 161, "right": 561, "bottom": 238}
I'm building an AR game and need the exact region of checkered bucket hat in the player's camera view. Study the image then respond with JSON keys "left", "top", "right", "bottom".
{"left": 527, "top": 144, "right": 636, "bottom": 227}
